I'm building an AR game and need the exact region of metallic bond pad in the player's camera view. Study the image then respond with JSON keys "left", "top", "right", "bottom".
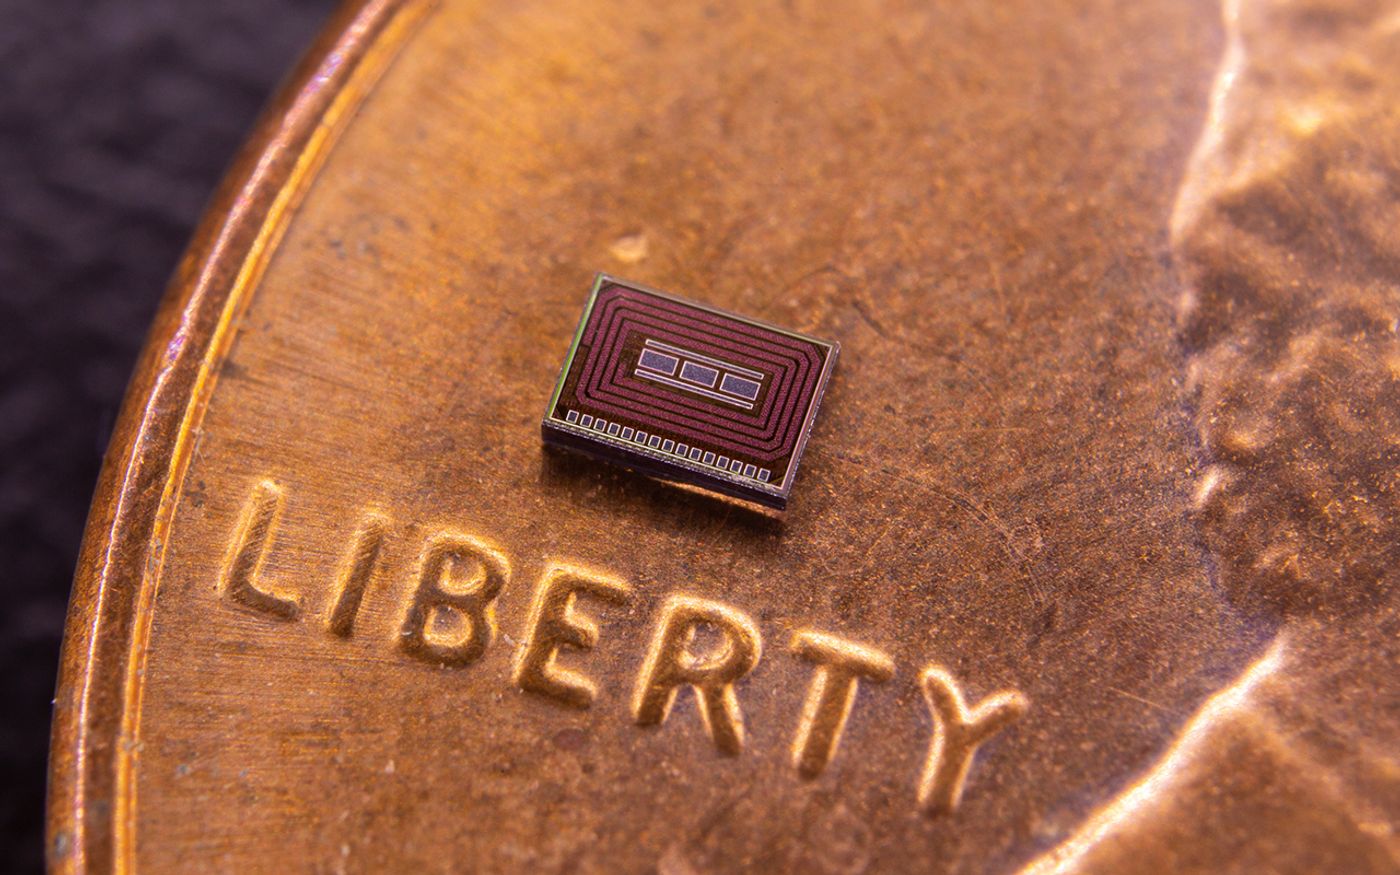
{"left": 543, "top": 275, "right": 838, "bottom": 508}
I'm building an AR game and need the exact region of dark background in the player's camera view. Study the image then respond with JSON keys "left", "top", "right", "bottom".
{"left": 1, "top": 1, "right": 335, "bottom": 868}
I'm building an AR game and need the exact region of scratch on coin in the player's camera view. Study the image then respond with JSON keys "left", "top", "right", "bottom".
{"left": 1107, "top": 687, "right": 1178, "bottom": 716}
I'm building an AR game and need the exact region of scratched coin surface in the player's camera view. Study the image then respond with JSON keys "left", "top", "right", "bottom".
{"left": 48, "top": 0, "right": 1400, "bottom": 872}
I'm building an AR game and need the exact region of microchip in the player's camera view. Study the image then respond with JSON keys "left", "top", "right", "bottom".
{"left": 542, "top": 274, "right": 838, "bottom": 509}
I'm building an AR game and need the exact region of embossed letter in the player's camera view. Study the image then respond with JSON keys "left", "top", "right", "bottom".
{"left": 632, "top": 595, "right": 762, "bottom": 755}
{"left": 790, "top": 631, "right": 894, "bottom": 778}
{"left": 399, "top": 533, "right": 509, "bottom": 666}
{"left": 219, "top": 479, "right": 298, "bottom": 619}
{"left": 513, "top": 564, "right": 632, "bottom": 709}
{"left": 326, "top": 512, "right": 389, "bottom": 637}
{"left": 918, "top": 666, "right": 1027, "bottom": 815}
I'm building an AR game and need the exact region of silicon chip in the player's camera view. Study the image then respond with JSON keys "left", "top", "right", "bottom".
{"left": 542, "top": 274, "right": 838, "bottom": 509}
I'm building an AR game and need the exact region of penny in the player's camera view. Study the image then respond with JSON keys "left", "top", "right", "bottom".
{"left": 48, "top": 0, "right": 1399, "bottom": 872}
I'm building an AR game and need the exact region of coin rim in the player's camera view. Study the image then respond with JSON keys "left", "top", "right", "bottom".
{"left": 44, "top": 2, "right": 435, "bottom": 870}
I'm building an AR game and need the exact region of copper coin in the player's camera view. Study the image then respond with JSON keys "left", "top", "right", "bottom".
{"left": 48, "top": 0, "right": 1400, "bottom": 871}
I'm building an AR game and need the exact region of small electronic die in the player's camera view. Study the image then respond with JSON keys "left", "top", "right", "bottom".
{"left": 542, "top": 274, "right": 838, "bottom": 509}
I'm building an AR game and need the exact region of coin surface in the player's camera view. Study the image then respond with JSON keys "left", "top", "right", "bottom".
{"left": 48, "top": 0, "right": 1400, "bottom": 872}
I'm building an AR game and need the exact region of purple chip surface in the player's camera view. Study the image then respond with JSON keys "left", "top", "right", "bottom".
{"left": 542, "top": 274, "right": 838, "bottom": 509}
